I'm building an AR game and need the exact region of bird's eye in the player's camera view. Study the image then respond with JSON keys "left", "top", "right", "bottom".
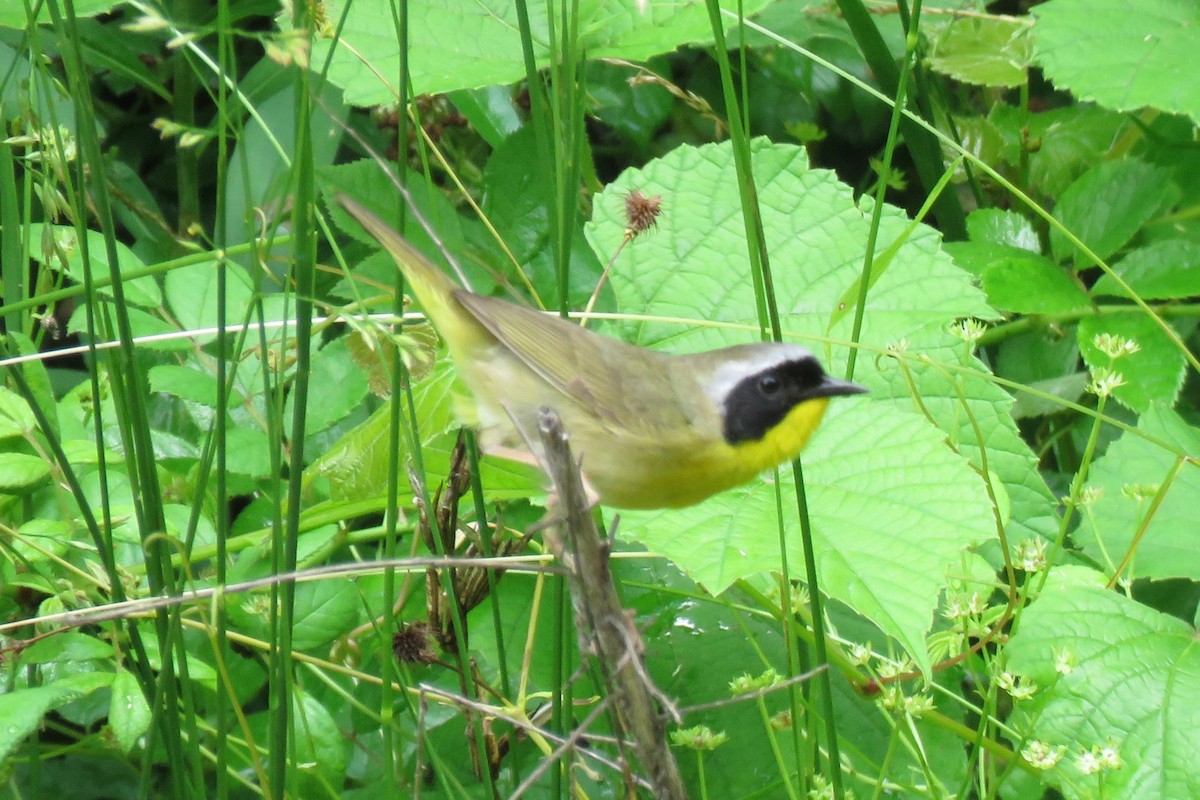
{"left": 757, "top": 374, "right": 781, "bottom": 395}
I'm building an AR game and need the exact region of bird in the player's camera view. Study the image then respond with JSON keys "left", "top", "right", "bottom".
{"left": 337, "top": 195, "right": 866, "bottom": 509}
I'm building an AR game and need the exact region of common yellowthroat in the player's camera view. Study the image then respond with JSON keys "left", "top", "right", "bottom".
{"left": 338, "top": 196, "right": 866, "bottom": 509}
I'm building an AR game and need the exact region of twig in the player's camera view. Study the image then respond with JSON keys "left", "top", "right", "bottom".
{"left": 536, "top": 408, "right": 688, "bottom": 800}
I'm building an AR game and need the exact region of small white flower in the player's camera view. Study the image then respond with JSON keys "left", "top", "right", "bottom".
{"left": 1053, "top": 647, "right": 1075, "bottom": 676}
{"left": 950, "top": 318, "right": 987, "bottom": 344}
{"left": 1122, "top": 483, "right": 1160, "bottom": 502}
{"left": 1022, "top": 740, "right": 1066, "bottom": 770}
{"left": 997, "top": 671, "right": 1037, "bottom": 701}
{"left": 1098, "top": 743, "right": 1122, "bottom": 770}
{"left": 1076, "top": 749, "right": 1103, "bottom": 775}
{"left": 849, "top": 642, "right": 872, "bottom": 667}
{"left": 1087, "top": 367, "right": 1126, "bottom": 398}
{"left": 1092, "top": 333, "right": 1140, "bottom": 359}
{"left": 903, "top": 693, "right": 935, "bottom": 718}
{"left": 1016, "top": 538, "right": 1048, "bottom": 572}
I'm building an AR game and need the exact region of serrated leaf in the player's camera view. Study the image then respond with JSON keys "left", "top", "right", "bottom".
{"left": 584, "top": 139, "right": 1048, "bottom": 666}
{"left": 588, "top": 139, "right": 995, "bottom": 353}
{"left": 928, "top": 17, "right": 1034, "bottom": 88}
{"left": 1092, "top": 239, "right": 1200, "bottom": 299}
{"left": 1007, "top": 579, "right": 1200, "bottom": 800}
{"left": 872, "top": 336, "right": 1059, "bottom": 550}
{"left": 982, "top": 252, "right": 1090, "bottom": 314}
{"left": 1078, "top": 313, "right": 1184, "bottom": 412}
{"left": 284, "top": 336, "right": 369, "bottom": 437}
{"left": 618, "top": 401, "right": 994, "bottom": 667}
{"left": 314, "top": 0, "right": 773, "bottom": 103}
{"left": 1078, "top": 406, "right": 1200, "bottom": 581}
{"left": 1034, "top": 0, "right": 1200, "bottom": 123}
{"left": 292, "top": 579, "right": 361, "bottom": 652}
{"left": 1049, "top": 159, "right": 1179, "bottom": 265}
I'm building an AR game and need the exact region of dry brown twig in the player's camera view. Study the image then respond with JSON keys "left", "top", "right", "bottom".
{"left": 536, "top": 408, "right": 688, "bottom": 800}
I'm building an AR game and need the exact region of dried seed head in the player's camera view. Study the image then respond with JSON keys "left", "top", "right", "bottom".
{"left": 624, "top": 190, "right": 662, "bottom": 237}
{"left": 392, "top": 621, "right": 437, "bottom": 664}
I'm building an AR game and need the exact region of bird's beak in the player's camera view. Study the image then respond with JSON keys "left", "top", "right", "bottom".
{"left": 817, "top": 376, "right": 868, "bottom": 399}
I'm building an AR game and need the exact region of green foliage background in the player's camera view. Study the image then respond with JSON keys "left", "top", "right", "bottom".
{"left": 2, "top": 1, "right": 1199, "bottom": 799}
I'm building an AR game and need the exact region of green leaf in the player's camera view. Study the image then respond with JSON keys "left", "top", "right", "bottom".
{"left": 22, "top": 632, "right": 115, "bottom": 664}
{"left": 928, "top": 17, "right": 1034, "bottom": 88}
{"left": 447, "top": 86, "right": 523, "bottom": 148}
{"left": 586, "top": 59, "right": 674, "bottom": 150}
{"left": 989, "top": 104, "right": 1129, "bottom": 198}
{"left": 67, "top": 302, "right": 191, "bottom": 351}
{"left": 4, "top": 332, "right": 58, "bottom": 439}
{"left": 588, "top": 139, "right": 995, "bottom": 352}
{"left": 314, "top": 0, "right": 773, "bottom": 103}
{"left": 163, "top": 260, "right": 255, "bottom": 342}
{"left": 584, "top": 139, "right": 1046, "bottom": 666}
{"left": 221, "top": 72, "right": 346, "bottom": 259}
{"left": 0, "top": 672, "right": 114, "bottom": 765}
{"left": 108, "top": 669, "right": 152, "bottom": 753}
{"left": 0, "top": 452, "right": 52, "bottom": 492}
{"left": 621, "top": 400, "right": 993, "bottom": 668}
{"left": 285, "top": 337, "right": 369, "bottom": 437}
{"left": 997, "top": 332, "right": 1088, "bottom": 419}
{"left": 149, "top": 364, "right": 244, "bottom": 407}
{"left": 0, "top": 386, "right": 36, "bottom": 439}
{"left": 872, "top": 336, "right": 1060, "bottom": 551}
{"left": 1034, "top": 0, "right": 1200, "bottom": 123}
{"left": 1050, "top": 159, "right": 1179, "bottom": 265}
{"left": 292, "top": 579, "right": 361, "bottom": 652}
{"left": 1092, "top": 239, "right": 1200, "bottom": 299}
{"left": 0, "top": 0, "right": 115, "bottom": 27}
{"left": 305, "top": 364, "right": 542, "bottom": 504}
{"left": 1078, "top": 406, "right": 1200, "bottom": 581}
{"left": 225, "top": 427, "right": 277, "bottom": 479}
{"left": 27, "top": 224, "right": 161, "bottom": 308}
{"left": 1007, "top": 577, "right": 1200, "bottom": 800}
{"left": 322, "top": 159, "right": 489, "bottom": 293}
{"left": 246, "top": 689, "right": 346, "bottom": 795}
{"left": 11, "top": 519, "right": 74, "bottom": 562}
{"left": 1078, "top": 313, "right": 1184, "bottom": 412}
{"left": 966, "top": 208, "right": 1041, "bottom": 253}
{"left": 982, "top": 252, "right": 1091, "bottom": 314}
{"left": 480, "top": 126, "right": 603, "bottom": 307}
{"left": 481, "top": 126, "right": 550, "bottom": 267}
{"left": 942, "top": 240, "right": 1000, "bottom": 278}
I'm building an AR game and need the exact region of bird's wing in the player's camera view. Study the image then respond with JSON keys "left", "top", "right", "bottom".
{"left": 454, "top": 291, "right": 696, "bottom": 437}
